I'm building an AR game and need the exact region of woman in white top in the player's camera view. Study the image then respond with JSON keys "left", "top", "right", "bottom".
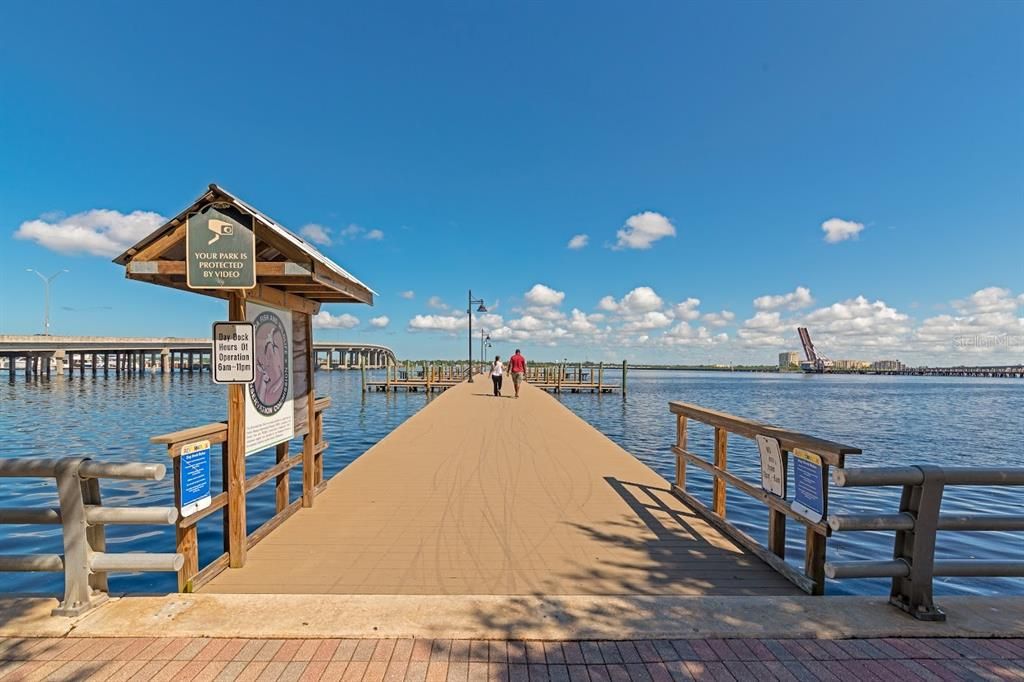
{"left": 490, "top": 355, "right": 504, "bottom": 397}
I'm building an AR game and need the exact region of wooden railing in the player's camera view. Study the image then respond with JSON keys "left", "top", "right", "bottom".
{"left": 669, "top": 400, "right": 861, "bottom": 594}
{"left": 151, "top": 396, "right": 331, "bottom": 592}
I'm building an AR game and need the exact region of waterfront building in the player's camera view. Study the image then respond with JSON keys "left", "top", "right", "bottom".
{"left": 778, "top": 351, "right": 800, "bottom": 369}
{"left": 872, "top": 359, "right": 904, "bottom": 371}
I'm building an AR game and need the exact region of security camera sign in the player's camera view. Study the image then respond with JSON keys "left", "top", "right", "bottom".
{"left": 186, "top": 203, "right": 256, "bottom": 289}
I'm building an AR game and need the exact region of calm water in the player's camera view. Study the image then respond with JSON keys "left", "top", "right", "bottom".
{"left": 1, "top": 368, "right": 1021, "bottom": 597}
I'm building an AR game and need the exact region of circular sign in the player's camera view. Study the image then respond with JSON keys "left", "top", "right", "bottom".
{"left": 249, "top": 310, "right": 289, "bottom": 416}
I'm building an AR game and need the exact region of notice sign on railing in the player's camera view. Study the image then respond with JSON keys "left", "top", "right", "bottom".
{"left": 792, "top": 448, "right": 826, "bottom": 524}
{"left": 213, "top": 321, "right": 255, "bottom": 384}
{"left": 756, "top": 435, "right": 786, "bottom": 498}
{"left": 180, "top": 440, "right": 212, "bottom": 517}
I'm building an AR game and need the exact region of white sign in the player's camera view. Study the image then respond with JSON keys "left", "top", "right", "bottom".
{"left": 212, "top": 322, "right": 255, "bottom": 384}
{"left": 245, "top": 302, "right": 294, "bottom": 455}
{"left": 756, "top": 435, "right": 786, "bottom": 498}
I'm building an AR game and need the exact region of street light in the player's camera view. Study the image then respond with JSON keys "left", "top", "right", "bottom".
{"left": 26, "top": 268, "right": 69, "bottom": 336}
{"left": 479, "top": 330, "right": 491, "bottom": 374}
{"left": 467, "top": 289, "right": 487, "bottom": 383}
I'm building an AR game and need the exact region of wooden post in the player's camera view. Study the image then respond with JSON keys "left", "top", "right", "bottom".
{"left": 598, "top": 362, "right": 604, "bottom": 392}
{"left": 675, "top": 415, "right": 688, "bottom": 490}
{"left": 622, "top": 360, "right": 628, "bottom": 397}
{"left": 712, "top": 426, "right": 728, "bottom": 517}
{"left": 226, "top": 293, "right": 247, "bottom": 568}
{"left": 426, "top": 363, "right": 432, "bottom": 393}
{"left": 173, "top": 455, "right": 199, "bottom": 592}
{"left": 103, "top": 352, "right": 109, "bottom": 376}
{"left": 275, "top": 442, "right": 290, "bottom": 513}
{"left": 556, "top": 364, "right": 562, "bottom": 393}
{"left": 302, "top": 313, "right": 316, "bottom": 507}
{"left": 360, "top": 355, "right": 366, "bottom": 392}
{"left": 768, "top": 450, "right": 790, "bottom": 559}
{"left": 386, "top": 359, "right": 392, "bottom": 392}
{"left": 79, "top": 353, "right": 85, "bottom": 377}
{"left": 805, "top": 528, "right": 826, "bottom": 595}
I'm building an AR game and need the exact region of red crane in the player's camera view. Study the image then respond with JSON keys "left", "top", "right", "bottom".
{"left": 797, "top": 327, "right": 832, "bottom": 373}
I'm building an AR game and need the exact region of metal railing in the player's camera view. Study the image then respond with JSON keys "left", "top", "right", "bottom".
{"left": 826, "top": 466, "right": 1024, "bottom": 621}
{"left": 0, "top": 457, "right": 183, "bottom": 617}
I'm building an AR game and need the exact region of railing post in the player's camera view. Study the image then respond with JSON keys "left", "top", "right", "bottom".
{"left": 675, "top": 414, "right": 687, "bottom": 490}
{"left": 804, "top": 528, "right": 826, "bottom": 595}
{"left": 52, "top": 458, "right": 108, "bottom": 616}
{"left": 890, "top": 465, "right": 946, "bottom": 620}
{"left": 712, "top": 427, "right": 728, "bottom": 517}
{"left": 172, "top": 454, "right": 199, "bottom": 593}
{"left": 275, "top": 442, "right": 290, "bottom": 513}
{"left": 768, "top": 450, "right": 790, "bottom": 560}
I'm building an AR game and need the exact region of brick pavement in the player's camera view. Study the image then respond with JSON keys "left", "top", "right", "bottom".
{"left": 1, "top": 637, "right": 1022, "bottom": 681}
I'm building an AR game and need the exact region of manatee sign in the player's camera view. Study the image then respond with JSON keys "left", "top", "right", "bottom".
{"left": 244, "top": 301, "right": 294, "bottom": 455}
{"left": 186, "top": 203, "right": 256, "bottom": 289}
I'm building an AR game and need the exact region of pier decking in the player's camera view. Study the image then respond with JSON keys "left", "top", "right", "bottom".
{"left": 204, "top": 376, "right": 797, "bottom": 596}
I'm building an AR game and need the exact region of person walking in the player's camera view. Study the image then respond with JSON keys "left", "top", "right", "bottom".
{"left": 507, "top": 348, "right": 527, "bottom": 398}
{"left": 490, "top": 355, "right": 504, "bottom": 397}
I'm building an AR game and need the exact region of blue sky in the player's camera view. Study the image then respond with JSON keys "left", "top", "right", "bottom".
{"left": 1, "top": 2, "right": 1021, "bottom": 365}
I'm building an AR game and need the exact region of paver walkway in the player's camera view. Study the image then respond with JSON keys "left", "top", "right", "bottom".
{"left": 2, "top": 636, "right": 1022, "bottom": 681}
{"left": 205, "top": 377, "right": 795, "bottom": 596}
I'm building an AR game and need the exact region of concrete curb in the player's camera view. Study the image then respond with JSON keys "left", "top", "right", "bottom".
{"left": 3, "top": 594, "right": 1022, "bottom": 640}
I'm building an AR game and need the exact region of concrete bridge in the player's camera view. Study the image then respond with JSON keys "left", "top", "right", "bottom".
{"left": 0, "top": 335, "right": 396, "bottom": 378}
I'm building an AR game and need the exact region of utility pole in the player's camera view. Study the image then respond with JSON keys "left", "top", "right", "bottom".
{"left": 26, "top": 268, "right": 69, "bottom": 336}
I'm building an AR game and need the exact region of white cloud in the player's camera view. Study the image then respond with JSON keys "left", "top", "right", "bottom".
{"left": 821, "top": 217, "right": 865, "bottom": 243}
{"left": 622, "top": 311, "right": 674, "bottom": 331}
{"left": 524, "top": 283, "right": 565, "bottom": 307}
{"left": 753, "top": 286, "right": 814, "bottom": 311}
{"left": 400, "top": 290, "right": 415, "bottom": 299}
{"left": 14, "top": 209, "right": 167, "bottom": 257}
{"left": 568, "top": 308, "right": 598, "bottom": 334}
{"left": 917, "top": 287, "right": 1023, "bottom": 355}
{"left": 508, "top": 315, "right": 548, "bottom": 332}
{"left": 300, "top": 223, "right": 332, "bottom": 246}
{"left": 703, "top": 310, "right": 736, "bottom": 328}
{"left": 340, "top": 224, "right": 363, "bottom": 238}
{"left": 603, "top": 286, "right": 664, "bottom": 315}
{"left": 660, "top": 322, "right": 727, "bottom": 346}
{"left": 613, "top": 211, "right": 676, "bottom": 250}
{"left": 427, "top": 296, "right": 449, "bottom": 310}
{"left": 673, "top": 298, "right": 702, "bottom": 321}
{"left": 365, "top": 229, "right": 384, "bottom": 240}
{"left": 408, "top": 314, "right": 463, "bottom": 333}
{"left": 312, "top": 311, "right": 360, "bottom": 329}
{"left": 369, "top": 315, "right": 390, "bottom": 328}
{"left": 567, "top": 234, "right": 589, "bottom": 250}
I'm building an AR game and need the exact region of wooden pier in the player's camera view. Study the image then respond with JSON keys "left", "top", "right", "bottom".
{"left": 364, "top": 361, "right": 625, "bottom": 394}
{"left": 204, "top": 377, "right": 794, "bottom": 596}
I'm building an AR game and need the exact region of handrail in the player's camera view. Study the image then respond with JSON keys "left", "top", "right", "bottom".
{"left": 667, "top": 401, "right": 861, "bottom": 594}
{"left": 0, "top": 457, "right": 183, "bottom": 617}
{"left": 825, "top": 465, "right": 1024, "bottom": 621}
{"left": 151, "top": 396, "right": 332, "bottom": 592}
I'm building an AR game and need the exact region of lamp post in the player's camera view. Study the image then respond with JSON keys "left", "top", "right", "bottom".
{"left": 479, "top": 330, "right": 491, "bottom": 374}
{"left": 467, "top": 290, "right": 487, "bottom": 383}
{"left": 26, "top": 268, "right": 69, "bottom": 336}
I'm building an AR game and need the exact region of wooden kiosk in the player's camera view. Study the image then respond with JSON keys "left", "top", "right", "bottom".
{"left": 114, "top": 184, "right": 375, "bottom": 591}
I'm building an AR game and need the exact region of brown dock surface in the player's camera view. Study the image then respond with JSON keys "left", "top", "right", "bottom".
{"left": 204, "top": 376, "right": 798, "bottom": 596}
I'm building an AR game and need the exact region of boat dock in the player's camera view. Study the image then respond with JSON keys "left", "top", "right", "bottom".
{"left": 205, "top": 376, "right": 791, "bottom": 596}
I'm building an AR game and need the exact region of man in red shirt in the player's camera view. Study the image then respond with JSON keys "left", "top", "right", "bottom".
{"left": 507, "top": 349, "right": 527, "bottom": 398}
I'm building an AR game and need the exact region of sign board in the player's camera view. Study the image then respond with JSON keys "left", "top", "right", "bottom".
{"left": 186, "top": 203, "right": 256, "bottom": 289}
{"left": 755, "top": 435, "right": 786, "bottom": 498}
{"left": 792, "top": 448, "right": 826, "bottom": 523}
{"left": 245, "top": 301, "right": 294, "bottom": 455}
{"left": 212, "top": 322, "right": 255, "bottom": 384}
{"left": 179, "top": 440, "right": 212, "bottom": 517}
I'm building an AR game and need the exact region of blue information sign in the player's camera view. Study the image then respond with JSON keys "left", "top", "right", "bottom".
{"left": 792, "top": 448, "right": 825, "bottom": 523}
{"left": 180, "top": 440, "right": 212, "bottom": 517}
